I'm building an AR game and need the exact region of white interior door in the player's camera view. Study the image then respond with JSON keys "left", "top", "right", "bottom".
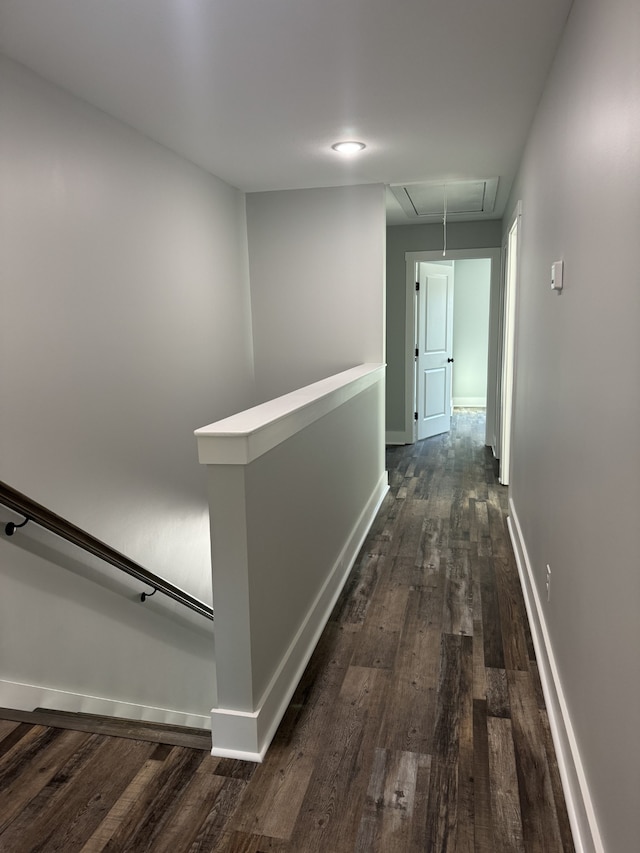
{"left": 416, "top": 262, "right": 454, "bottom": 440}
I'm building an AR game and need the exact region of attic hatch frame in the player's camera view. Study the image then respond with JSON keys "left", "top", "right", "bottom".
{"left": 390, "top": 178, "right": 499, "bottom": 221}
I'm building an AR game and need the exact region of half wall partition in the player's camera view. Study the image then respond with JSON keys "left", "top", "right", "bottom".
{"left": 196, "top": 364, "right": 387, "bottom": 760}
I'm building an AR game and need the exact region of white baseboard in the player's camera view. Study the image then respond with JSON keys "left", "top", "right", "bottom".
{"left": 507, "top": 499, "right": 604, "bottom": 853}
{"left": 385, "top": 430, "right": 410, "bottom": 445}
{"left": 453, "top": 397, "right": 487, "bottom": 408}
{"left": 210, "top": 472, "right": 390, "bottom": 762}
{"left": 0, "top": 678, "right": 211, "bottom": 730}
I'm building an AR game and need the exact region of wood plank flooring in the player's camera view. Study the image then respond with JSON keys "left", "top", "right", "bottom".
{"left": 0, "top": 411, "right": 574, "bottom": 852}
{"left": 0, "top": 709, "right": 212, "bottom": 751}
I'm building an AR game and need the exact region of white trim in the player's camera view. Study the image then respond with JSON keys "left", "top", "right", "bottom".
{"left": 210, "top": 472, "right": 389, "bottom": 761}
{"left": 453, "top": 397, "right": 486, "bottom": 408}
{"left": 385, "top": 429, "right": 410, "bottom": 445}
{"left": 0, "top": 679, "right": 211, "bottom": 731}
{"left": 503, "top": 199, "right": 523, "bottom": 241}
{"left": 498, "top": 205, "right": 522, "bottom": 486}
{"left": 507, "top": 498, "right": 605, "bottom": 853}
{"left": 196, "top": 363, "right": 384, "bottom": 465}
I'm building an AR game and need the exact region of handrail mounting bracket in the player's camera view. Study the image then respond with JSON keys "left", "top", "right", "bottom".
{"left": 5, "top": 516, "right": 30, "bottom": 536}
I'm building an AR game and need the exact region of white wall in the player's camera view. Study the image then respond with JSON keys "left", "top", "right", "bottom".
{"left": 505, "top": 0, "right": 640, "bottom": 848}
{"left": 0, "top": 56, "right": 256, "bottom": 721}
{"left": 0, "top": 528, "right": 216, "bottom": 727}
{"left": 246, "top": 185, "right": 386, "bottom": 401}
{"left": 0, "top": 55, "right": 256, "bottom": 598}
{"left": 452, "top": 259, "right": 491, "bottom": 406}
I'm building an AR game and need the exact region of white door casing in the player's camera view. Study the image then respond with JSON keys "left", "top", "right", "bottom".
{"left": 415, "top": 262, "right": 454, "bottom": 440}
{"left": 498, "top": 202, "right": 521, "bottom": 485}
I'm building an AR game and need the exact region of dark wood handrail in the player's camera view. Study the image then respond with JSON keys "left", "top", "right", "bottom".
{"left": 0, "top": 481, "right": 213, "bottom": 621}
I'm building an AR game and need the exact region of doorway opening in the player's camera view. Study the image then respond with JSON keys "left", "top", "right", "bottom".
{"left": 404, "top": 249, "right": 501, "bottom": 449}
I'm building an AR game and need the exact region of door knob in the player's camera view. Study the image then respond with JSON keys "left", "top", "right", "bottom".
{"left": 447, "top": 357, "right": 454, "bottom": 363}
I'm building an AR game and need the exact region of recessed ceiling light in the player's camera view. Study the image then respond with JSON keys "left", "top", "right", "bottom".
{"left": 331, "top": 141, "right": 366, "bottom": 154}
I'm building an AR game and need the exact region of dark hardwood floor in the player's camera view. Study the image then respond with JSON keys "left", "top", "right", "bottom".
{"left": 0, "top": 411, "right": 574, "bottom": 852}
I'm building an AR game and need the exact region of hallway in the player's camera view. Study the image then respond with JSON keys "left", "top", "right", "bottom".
{"left": 0, "top": 411, "right": 574, "bottom": 851}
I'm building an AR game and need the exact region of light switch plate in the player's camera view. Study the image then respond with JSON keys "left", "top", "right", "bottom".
{"left": 551, "top": 260, "right": 564, "bottom": 293}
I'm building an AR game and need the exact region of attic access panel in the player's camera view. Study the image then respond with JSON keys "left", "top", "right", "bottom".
{"left": 390, "top": 179, "right": 499, "bottom": 220}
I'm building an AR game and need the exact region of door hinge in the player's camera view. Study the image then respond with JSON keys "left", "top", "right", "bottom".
{"left": 414, "top": 411, "right": 418, "bottom": 421}
{"left": 415, "top": 347, "right": 419, "bottom": 358}
{"left": 415, "top": 281, "right": 419, "bottom": 291}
